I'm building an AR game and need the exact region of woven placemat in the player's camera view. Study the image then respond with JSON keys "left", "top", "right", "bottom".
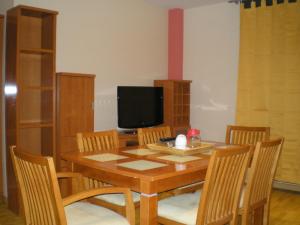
{"left": 84, "top": 153, "right": 127, "bottom": 162}
{"left": 118, "top": 160, "right": 167, "bottom": 171}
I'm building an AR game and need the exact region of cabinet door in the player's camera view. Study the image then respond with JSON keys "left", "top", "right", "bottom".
{"left": 57, "top": 73, "right": 94, "bottom": 155}
{"left": 56, "top": 73, "right": 94, "bottom": 196}
{"left": 58, "top": 75, "right": 94, "bottom": 137}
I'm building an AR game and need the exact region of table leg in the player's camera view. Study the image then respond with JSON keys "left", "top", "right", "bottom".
{"left": 140, "top": 193, "right": 158, "bottom": 225}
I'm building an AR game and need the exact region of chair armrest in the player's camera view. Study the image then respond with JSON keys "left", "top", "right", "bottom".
{"left": 62, "top": 186, "right": 132, "bottom": 205}
{"left": 63, "top": 187, "right": 135, "bottom": 225}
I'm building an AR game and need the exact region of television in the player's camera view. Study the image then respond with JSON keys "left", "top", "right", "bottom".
{"left": 117, "top": 86, "right": 164, "bottom": 129}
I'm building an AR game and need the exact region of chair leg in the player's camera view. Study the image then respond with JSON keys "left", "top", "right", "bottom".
{"left": 253, "top": 206, "right": 264, "bottom": 225}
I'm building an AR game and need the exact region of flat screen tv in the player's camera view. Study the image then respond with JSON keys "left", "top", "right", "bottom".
{"left": 117, "top": 86, "right": 163, "bottom": 129}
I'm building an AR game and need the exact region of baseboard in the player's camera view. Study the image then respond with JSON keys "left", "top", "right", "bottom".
{"left": 273, "top": 180, "right": 300, "bottom": 192}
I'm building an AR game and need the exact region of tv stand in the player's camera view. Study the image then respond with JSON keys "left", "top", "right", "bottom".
{"left": 121, "top": 129, "right": 137, "bottom": 135}
{"left": 118, "top": 131, "right": 138, "bottom": 147}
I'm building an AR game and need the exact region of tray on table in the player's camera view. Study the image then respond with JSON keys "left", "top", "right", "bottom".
{"left": 146, "top": 142, "right": 215, "bottom": 156}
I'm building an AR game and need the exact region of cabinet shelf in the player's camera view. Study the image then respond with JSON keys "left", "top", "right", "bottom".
{"left": 174, "top": 104, "right": 190, "bottom": 106}
{"left": 19, "top": 121, "right": 53, "bottom": 128}
{"left": 20, "top": 48, "right": 54, "bottom": 54}
{"left": 21, "top": 86, "right": 53, "bottom": 91}
{"left": 174, "top": 94, "right": 190, "bottom": 96}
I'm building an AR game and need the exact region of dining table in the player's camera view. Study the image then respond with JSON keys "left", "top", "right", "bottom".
{"left": 60, "top": 143, "right": 222, "bottom": 225}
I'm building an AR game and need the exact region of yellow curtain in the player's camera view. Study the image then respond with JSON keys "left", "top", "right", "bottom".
{"left": 236, "top": 0, "right": 300, "bottom": 184}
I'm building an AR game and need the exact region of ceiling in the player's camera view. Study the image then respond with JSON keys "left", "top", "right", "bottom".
{"left": 145, "top": 0, "right": 229, "bottom": 9}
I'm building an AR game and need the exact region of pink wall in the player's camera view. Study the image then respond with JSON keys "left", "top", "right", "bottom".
{"left": 168, "top": 8, "right": 183, "bottom": 80}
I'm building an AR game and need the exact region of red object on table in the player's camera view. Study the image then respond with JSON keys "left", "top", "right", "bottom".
{"left": 187, "top": 129, "right": 200, "bottom": 144}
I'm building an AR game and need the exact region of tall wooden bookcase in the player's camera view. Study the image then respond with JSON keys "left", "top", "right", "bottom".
{"left": 154, "top": 80, "right": 191, "bottom": 135}
{"left": 5, "top": 5, "right": 58, "bottom": 212}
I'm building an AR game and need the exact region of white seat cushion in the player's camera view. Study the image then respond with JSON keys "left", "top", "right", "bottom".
{"left": 95, "top": 191, "right": 140, "bottom": 206}
{"left": 65, "top": 202, "right": 129, "bottom": 225}
{"left": 158, "top": 190, "right": 202, "bottom": 225}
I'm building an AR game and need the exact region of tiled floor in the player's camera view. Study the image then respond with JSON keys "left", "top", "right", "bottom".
{"left": 0, "top": 189, "right": 300, "bottom": 225}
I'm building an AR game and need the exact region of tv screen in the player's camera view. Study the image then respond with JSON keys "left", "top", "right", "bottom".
{"left": 117, "top": 86, "right": 163, "bottom": 129}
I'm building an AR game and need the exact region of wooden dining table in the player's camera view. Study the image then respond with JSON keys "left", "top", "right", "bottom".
{"left": 60, "top": 145, "right": 219, "bottom": 225}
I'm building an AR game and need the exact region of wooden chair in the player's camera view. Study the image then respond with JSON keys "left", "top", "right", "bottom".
{"left": 137, "top": 126, "right": 171, "bottom": 146}
{"left": 10, "top": 146, "right": 135, "bottom": 225}
{"left": 240, "top": 138, "right": 284, "bottom": 225}
{"left": 138, "top": 126, "right": 205, "bottom": 197}
{"left": 76, "top": 129, "right": 140, "bottom": 215}
{"left": 77, "top": 129, "right": 119, "bottom": 153}
{"left": 157, "top": 145, "right": 251, "bottom": 225}
{"left": 137, "top": 126, "right": 194, "bottom": 197}
{"left": 225, "top": 125, "right": 270, "bottom": 145}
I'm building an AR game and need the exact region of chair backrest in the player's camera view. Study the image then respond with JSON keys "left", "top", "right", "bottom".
{"left": 225, "top": 125, "right": 270, "bottom": 145}
{"left": 10, "top": 146, "right": 67, "bottom": 225}
{"left": 76, "top": 130, "right": 119, "bottom": 189}
{"left": 137, "top": 126, "right": 171, "bottom": 145}
{"left": 76, "top": 129, "right": 119, "bottom": 153}
{"left": 196, "top": 145, "right": 251, "bottom": 225}
{"left": 241, "top": 138, "right": 284, "bottom": 225}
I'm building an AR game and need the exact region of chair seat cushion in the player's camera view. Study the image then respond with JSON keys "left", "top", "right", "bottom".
{"left": 95, "top": 191, "right": 140, "bottom": 206}
{"left": 65, "top": 202, "right": 129, "bottom": 225}
{"left": 158, "top": 190, "right": 202, "bottom": 225}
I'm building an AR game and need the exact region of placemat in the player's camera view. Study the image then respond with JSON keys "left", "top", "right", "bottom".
{"left": 84, "top": 153, "right": 127, "bottom": 162}
{"left": 123, "top": 148, "right": 157, "bottom": 156}
{"left": 118, "top": 160, "right": 167, "bottom": 171}
{"left": 157, "top": 155, "right": 202, "bottom": 163}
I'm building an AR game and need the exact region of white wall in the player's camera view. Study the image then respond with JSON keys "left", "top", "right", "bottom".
{"left": 0, "top": 0, "right": 13, "bottom": 14}
{"left": 184, "top": 2, "right": 240, "bottom": 141}
{"left": 13, "top": 0, "right": 168, "bottom": 130}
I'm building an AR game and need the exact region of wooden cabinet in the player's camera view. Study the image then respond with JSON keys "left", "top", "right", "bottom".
{"left": 5, "top": 5, "right": 57, "bottom": 212}
{"left": 56, "top": 73, "right": 95, "bottom": 170}
{"left": 154, "top": 80, "right": 191, "bottom": 136}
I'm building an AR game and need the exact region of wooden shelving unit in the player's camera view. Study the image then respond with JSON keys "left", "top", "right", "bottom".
{"left": 5, "top": 5, "right": 58, "bottom": 212}
{"left": 154, "top": 80, "right": 191, "bottom": 136}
